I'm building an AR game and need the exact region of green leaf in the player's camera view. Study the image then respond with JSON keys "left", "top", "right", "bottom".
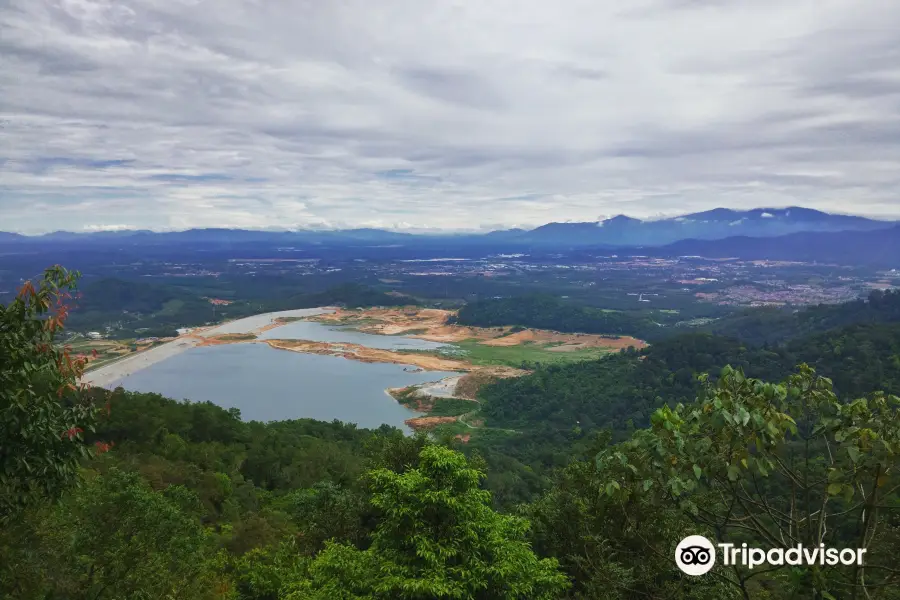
{"left": 692, "top": 464, "right": 702, "bottom": 480}
{"left": 727, "top": 465, "right": 740, "bottom": 482}
{"left": 605, "top": 481, "right": 620, "bottom": 497}
{"left": 827, "top": 483, "right": 842, "bottom": 496}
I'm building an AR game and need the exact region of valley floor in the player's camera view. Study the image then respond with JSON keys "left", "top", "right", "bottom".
{"left": 81, "top": 305, "right": 647, "bottom": 434}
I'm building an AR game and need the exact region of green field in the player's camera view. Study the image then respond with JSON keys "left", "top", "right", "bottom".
{"left": 433, "top": 339, "right": 614, "bottom": 368}
{"left": 428, "top": 398, "right": 478, "bottom": 417}
{"left": 213, "top": 333, "right": 257, "bottom": 341}
{"left": 275, "top": 316, "right": 305, "bottom": 323}
{"left": 155, "top": 298, "right": 186, "bottom": 316}
{"left": 65, "top": 337, "right": 167, "bottom": 372}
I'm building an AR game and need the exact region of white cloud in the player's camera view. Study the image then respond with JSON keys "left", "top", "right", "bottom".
{"left": 2, "top": 0, "right": 900, "bottom": 232}
{"left": 760, "top": 212, "right": 774, "bottom": 218}
{"left": 82, "top": 224, "right": 136, "bottom": 231}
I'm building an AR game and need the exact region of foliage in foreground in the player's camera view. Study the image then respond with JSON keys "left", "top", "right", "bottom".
{"left": 0, "top": 266, "right": 101, "bottom": 521}
{"left": 529, "top": 365, "right": 900, "bottom": 599}
{"left": 5, "top": 267, "right": 900, "bottom": 599}
{"left": 291, "top": 445, "right": 569, "bottom": 599}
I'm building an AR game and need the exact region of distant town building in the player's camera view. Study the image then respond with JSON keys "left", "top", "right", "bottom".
{"left": 86, "top": 332, "right": 103, "bottom": 340}
{"left": 207, "top": 298, "right": 233, "bottom": 306}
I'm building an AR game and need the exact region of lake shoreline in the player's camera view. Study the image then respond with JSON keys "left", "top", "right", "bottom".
{"left": 93, "top": 342, "right": 458, "bottom": 430}
{"left": 81, "top": 307, "right": 335, "bottom": 388}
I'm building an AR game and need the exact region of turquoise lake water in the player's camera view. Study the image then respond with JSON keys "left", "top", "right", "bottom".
{"left": 257, "top": 319, "right": 450, "bottom": 351}
{"left": 108, "top": 343, "right": 457, "bottom": 430}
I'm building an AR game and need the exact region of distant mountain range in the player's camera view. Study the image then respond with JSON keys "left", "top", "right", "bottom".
{"left": 649, "top": 225, "right": 900, "bottom": 268}
{"left": 501, "top": 207, "right": 893, "bottom": 247}
{"left": 0, "top": 207, "right": 896, "bottom": 253}
{"left": 0, "top": 227, "right": 418, "bottom": 246}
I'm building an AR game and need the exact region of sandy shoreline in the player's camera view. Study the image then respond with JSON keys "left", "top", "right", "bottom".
{"left": 81, "top": 307, "right": 334, "bottom": 389}
{"left": 81, "top": 337, "right": 202, "bottom": 388}
{"left": 262, "top": 339, "right": 471, "bottom": 372}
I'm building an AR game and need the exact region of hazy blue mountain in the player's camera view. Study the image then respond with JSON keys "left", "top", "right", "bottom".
{"left": 0, "top": 207, "right": 894, "bottom": 249}
{"left": 650, "top": 225, "right": 900, "bottom": 267}
{"left": 508, "top": 207, "right": 894, "bottom": 246}
{"left": 2, "top": 228, "right": 416, "bottom": 246}
{"left": 480, "top": 228, "right": 529, "bottom": 239}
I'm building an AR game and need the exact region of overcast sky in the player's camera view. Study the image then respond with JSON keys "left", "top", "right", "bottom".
{"left": 2, "top": 0, "right": 899, "bottom": 233}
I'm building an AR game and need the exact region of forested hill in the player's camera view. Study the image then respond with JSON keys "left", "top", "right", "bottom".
{"left": 704, "top": 288, "right": 900, "bottom": 344}
{"left": 478, "top": 319, "right": 900, "bottom": 440}
{"left": 6, "top": 267, "right": 900, "bottom": 598}
{"left": 453, "top": 295, "right": 665, "bottom": 339}
{"left": 456, "top": 289, "right": 900, "bottom": 346}
{"left": 478, "top": 334, "right": 792, "bottom": 436}
{"left": 275, "top": 282, "right": 409, "bottom": 310}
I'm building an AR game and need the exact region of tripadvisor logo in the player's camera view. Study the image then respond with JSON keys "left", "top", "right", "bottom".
{"left": 675, "top": 535, "right": 867, "bottom": 576}
{"left": 675, "top": 535, "right": 716, "bottom": 576}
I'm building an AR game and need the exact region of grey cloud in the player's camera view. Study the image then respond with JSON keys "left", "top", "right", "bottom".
{"left": 805, "top": 76, "right": 900, "bottom": 100}
{"left": 396, "top": 66, "right": 507, "bottom": 110}
{"left": 0, "top": 42, "right": 98, "bottom": 75}
{"left": 555, "top": 65, "right": 608, "bottom": 81}
{"left": 2, "top": 0, "right": 900, "bottom": 233}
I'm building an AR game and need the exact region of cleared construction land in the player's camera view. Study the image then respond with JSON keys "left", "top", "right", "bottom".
{"left": 309, "top": 307, "right": 646, "bottom": 367}
{"left": 81, "top": 305, "right": 647, "bottom": 435}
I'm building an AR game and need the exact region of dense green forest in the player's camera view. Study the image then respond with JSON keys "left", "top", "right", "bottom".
{"left": 704, "top": 289, "right": 900, "bottom": 344}
{"left": 455, "top": 290, "right": 900, "bottom": 347}
{"left": 66, "top": 278, "right": 411, "bottom": 339}
{"left": 4, "top": 267, "right": 900, "bottom": 598}
{"left": 453, "top": 295, "right": 670, "bottom": 340}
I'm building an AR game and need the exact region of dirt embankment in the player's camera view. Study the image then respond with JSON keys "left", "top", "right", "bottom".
{"left": 453, "top": 371, "right": 502, "bottom": 399}
{"left": 309, "top": 307, "right": 648, "bottom": 351}
{"left": 310, "top": 307, "right": 497, "bottom": 342}
{"left": 404, "top": 416, "right": 459, "bottom": 430}
{"left": 388, "top": 369, "right": 515, "bottom": 432}
{"left": 262, "top": 339, "right": 471, "bottom": 372}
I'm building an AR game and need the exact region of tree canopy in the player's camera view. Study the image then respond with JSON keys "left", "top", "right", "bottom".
{"left": 0, "top": 266, "right": 101, "bottom": 520}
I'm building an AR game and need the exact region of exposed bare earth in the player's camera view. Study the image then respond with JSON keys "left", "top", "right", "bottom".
{"left": 311, "top": 308, "right": 492, "bottom": 341}
{"left": 310, "top": 307, "right": 648, "bottom": 350}
{"left": 83, "top": 305, "right": 647, "bottom": 434}
{"left": 308, "top": 307, "right": 649, "bottom": 432}
{"left": 404, "top": 416, "right": 458, "bottom": 430}
{"left": 387, "top": 371, "right": 520, "bottom": 432}
{"left": 453, "top": 371, "right": 502, "bottom": 399}
{"left": 414, "top": 375, "right": 465, "bottom": 398}
{"left": 262, "top": 339, "right": 472, "bottom": 372}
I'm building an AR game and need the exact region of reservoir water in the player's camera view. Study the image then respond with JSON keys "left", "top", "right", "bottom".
{"left": 257, "top": 319, "right": 450, "bottom": 351}
{"left": 107, "top": 343, "right": 458, "bottom": 430}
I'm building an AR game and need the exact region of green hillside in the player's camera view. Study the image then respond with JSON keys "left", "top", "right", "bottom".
{"left": 4, "top": 267, "right": 900, "bottom": 599}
